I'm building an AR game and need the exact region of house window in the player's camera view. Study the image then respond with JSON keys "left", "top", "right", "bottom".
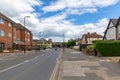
{"left": 8, "top": 22, "right": 12, "bottom": 27}
{"left": 0, "top": 18, "right": 4, "bottom": 24}
{"left": 0, "top": 30, "right": 4, "bottom": 36}
{"left": 8, "top": 33, "right": 12, "bottom": 37}
{"left": 28, "top": 32, "right": 30, "bottom": 35}
{"left": 28, "top": 38, "right": 30, "bottom": 42}
{"left": 0, "top": 43, "right": 4, "bottom": 50}
{"left": 8, "top": 32, "right": 12, "bottom": 37}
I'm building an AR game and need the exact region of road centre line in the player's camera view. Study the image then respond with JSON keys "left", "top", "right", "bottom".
{"left": 0, "top": 60, "right": 30, "bottom": 73}
{"left": 0, "top": 53, "right": 45, "bottom": 73}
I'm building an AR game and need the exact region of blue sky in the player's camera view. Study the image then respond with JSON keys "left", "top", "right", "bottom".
{"left": 0, "top": 0, "right": 120, "bottom": 42}
{"left": 38, "top": 0, "right": 120, "bottom": 24}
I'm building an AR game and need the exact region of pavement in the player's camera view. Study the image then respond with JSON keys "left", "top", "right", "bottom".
{"left": 58, "top": 49, "right": 120, "bottom": 80}
{"left": 0, "top": 50, "right": 45, "bottom": 58}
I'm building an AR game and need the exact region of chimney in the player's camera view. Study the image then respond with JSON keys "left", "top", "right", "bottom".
{"left": 92, "top": 32, "right": 96, "bottom": 34}
{"left": 94, "top": 32, "right": 96, "bottom": 34}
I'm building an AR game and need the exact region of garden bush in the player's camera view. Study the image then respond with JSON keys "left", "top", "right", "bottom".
{"left": 95, "top": 41, "right": 120, "bottom": 56}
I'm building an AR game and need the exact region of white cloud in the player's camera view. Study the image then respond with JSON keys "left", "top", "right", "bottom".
{"left": 40, "top": 13, "right": 67, "bottom": 24}
{"left": 93, "top": 0, "right": 119, "bottom": 7}
{"left": 0, "top": 0, "right": 110, "bottom": 42}
{"left": 65, "top": 8, "right": 97, "bottom": 15}
{"left": 42, "top": 0, "right": 119, "bottom": 15}
{"left": 81, "top": 18, "right": 109, "bottom": 35}
{"left": 35, "top": 13, "right": 109, "bottom": 41}
{"left": 0, "top": 0, "right": 43, "bottom": 34}
{"left": 0, "top": 0, "right": 42, "bottom": 17}
{"left": 42, "top": 1, "right": 66, "bottom": 12}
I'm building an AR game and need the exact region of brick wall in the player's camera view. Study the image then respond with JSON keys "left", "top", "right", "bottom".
{"left": 0, "top": 20, "right": 13, "bottom": 50}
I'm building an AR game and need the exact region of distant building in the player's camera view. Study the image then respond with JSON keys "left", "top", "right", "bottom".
{"left": 103, "top": 17, "right": 120, "bottom": 40}
{"left": 32, "top": 39, "right": 38, "bottom": 50}
{"left": 81, "top": 32, "right": 103, "bottom": 44}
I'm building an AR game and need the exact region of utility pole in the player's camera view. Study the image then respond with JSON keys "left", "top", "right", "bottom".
{"left": 39, "top": 32, "right": 41, "bottom": 50}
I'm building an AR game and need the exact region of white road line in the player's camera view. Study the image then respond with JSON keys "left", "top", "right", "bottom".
{"left": 0, "top": 52, "right": 46, "bottom": 73}
{"left": 0, "top": 60, "right": 30, "bottom": 73}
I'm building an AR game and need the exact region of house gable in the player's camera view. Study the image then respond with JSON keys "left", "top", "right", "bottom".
{"left": 103, "top": 19, "right": 118, "bottom": 40}
{"left": 106, "top": 27, "right": 116, "bottom": 40}
{"left": 108, "top": 21, "right": 114, "bottom": 28}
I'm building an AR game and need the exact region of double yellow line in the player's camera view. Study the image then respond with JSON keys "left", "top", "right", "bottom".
{"left": 50, "top": 50, "right": 63, "bottom": 80}
{"left": 49, "top": 59, "right": 60, "bottom": 80}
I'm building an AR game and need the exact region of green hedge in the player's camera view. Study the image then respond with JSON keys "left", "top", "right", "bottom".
{"left": 92, "top": 40, "right": 103, "bottom": 44}
{"left": 87, "top": 45, "right": 95, "bottom": 52}
{"left": 95, "top": 41, "right": 120, "bottom": 56}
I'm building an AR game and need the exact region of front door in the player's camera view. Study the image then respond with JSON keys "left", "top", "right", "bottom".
{"left": 0, "top": 43, "right": 4, "bottom": 51}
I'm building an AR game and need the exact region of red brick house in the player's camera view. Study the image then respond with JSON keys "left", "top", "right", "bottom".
{"left": 0, "top": 12, "right": 15, "bottom": 51}
{"left": 13, "top": 23, "right": 32, "bottom": 50}
{"left": 0, "top": 12, "right": 32, "bottom": 52}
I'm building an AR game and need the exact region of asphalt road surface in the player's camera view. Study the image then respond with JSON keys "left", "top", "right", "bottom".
{"left": 0, "top": 49, "right": 61, "bottom": 80}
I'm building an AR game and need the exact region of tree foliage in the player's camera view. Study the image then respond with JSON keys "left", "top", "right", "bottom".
{"left": 62, "top": 39, "right": 76, "bottom": 48}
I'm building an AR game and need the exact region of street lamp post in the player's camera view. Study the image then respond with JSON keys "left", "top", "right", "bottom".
{"left": 63, "top": 34, "right": 65, "bottom": 52}
{"left": 24, "top": 16, "right": 30, "bottom": 53}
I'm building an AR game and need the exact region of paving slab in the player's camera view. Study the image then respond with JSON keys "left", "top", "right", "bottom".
{"left": 59, "top": 49, "right": 120, "bottom": 80}
{"left": 63, "top": 73, "right": 104, "bottom": 80}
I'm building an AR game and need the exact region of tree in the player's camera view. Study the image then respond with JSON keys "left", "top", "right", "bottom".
{"left": 62, "top": 42, "right": 67, "bottom": 47}
{"left": 67, "top": 39, "right": 76, "bottom": 47}
{"left": 48, "top": 38, "right": 52, "bottom": 43}
{"left": 62, "top": 39, "right": 76, "bottom": 48}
